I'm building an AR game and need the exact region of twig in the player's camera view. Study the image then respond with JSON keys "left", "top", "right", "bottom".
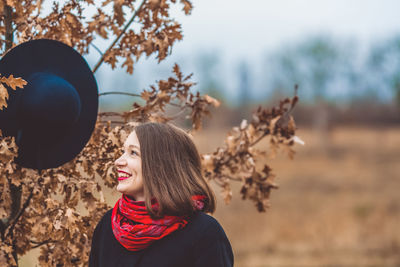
{"left": 90, "top": 42, "right": 104, "bottom": 56}
{"left": 99, "top": 91, "right": 141, "bottom": 97}
{"left": 92, "top": 0, "right": 146, "bottom": 73}
{"left": 169, "top": 102, "right": 182, "bottom": 108}
{"left": 30, "top": 239, "right": 56, "bottom": 249}
{"left": 99, "top": 120, "right": 125, "bottom": 124}
{"left": 4, "top": 5, "right": 14, "bottom": 51}
{"left": 168, "top": 106, "right": 188, "bottom": 120}
{"left": 0, "top": 219, "right": 6, "bottom": 241}
{"left": 224, "top": 176, "right": 242, "bottom": 182}
{"left": 250, "top": 132, "right": 269, "bottom": 147}
{"left": 6, "top": 189, "right": 34, "bottom": 237}
{"left": 98, "top": 112, "right": 123, "bottom": 117}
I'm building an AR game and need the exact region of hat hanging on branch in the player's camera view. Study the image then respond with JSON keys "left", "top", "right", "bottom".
{"left": 0, "top": 39, "right": 99, "bottom": 170}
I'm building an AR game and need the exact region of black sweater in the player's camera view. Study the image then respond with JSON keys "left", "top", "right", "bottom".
{"left": 89, "top": 209, "right": 234, "bottom": 267}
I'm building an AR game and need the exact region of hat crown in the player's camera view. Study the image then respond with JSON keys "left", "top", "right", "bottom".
{"left": 19, "top": 72, "right": 81, "bottom": 131}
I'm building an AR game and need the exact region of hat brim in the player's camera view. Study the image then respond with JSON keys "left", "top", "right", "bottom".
{"left": 0, "top": 39, "right": 98, "bottom": 170}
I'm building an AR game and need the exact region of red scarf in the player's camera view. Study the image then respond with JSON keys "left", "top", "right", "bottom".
{"left": 111, "top": 194, "right": 206, "bottom": 251}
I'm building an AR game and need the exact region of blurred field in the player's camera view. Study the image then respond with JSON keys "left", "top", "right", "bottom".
{"left": 194, "top": 125, "right": 400, "bottom": 267}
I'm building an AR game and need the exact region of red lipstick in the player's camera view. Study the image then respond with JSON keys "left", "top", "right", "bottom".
{"left": 118, "top": 170, "right": 132, "bottom": 181}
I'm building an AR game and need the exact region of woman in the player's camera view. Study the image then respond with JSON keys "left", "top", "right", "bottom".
{"left": 89, "top": 122, "right": 234, "bottom": 267}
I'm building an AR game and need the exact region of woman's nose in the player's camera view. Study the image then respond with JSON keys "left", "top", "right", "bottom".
{"left": 115, "top": 156, "right": 126, "bottom": 167}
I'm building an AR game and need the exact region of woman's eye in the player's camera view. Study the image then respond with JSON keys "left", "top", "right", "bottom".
{"left": 131, "top": 150, "right": 138, "bottom": 156}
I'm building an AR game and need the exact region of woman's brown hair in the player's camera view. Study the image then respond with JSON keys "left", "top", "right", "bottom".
{"left": 134, "top": 122, "right": 216, "bottom": 218}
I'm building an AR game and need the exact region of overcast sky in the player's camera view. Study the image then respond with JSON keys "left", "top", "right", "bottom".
{"left": 167, "top": 0, "right": 400, "bottom": 60}
{"left": 84, "top": 0, "right": 400, "bottom": 106}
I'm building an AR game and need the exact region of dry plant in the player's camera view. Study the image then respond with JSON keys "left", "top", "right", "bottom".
{"left": 0, "top": 0, "right": 300, "bottom": 266}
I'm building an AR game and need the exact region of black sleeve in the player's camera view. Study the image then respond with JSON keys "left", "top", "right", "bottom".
{"left": 192, "top": 219, "right": 234, "bottom": 267}
{"left": 89, "top": 217, "right": 103, "bottom": 267}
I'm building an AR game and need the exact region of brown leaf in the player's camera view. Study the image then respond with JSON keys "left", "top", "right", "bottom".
{"left": 2, "top": 74, "right": 27, "bottom": 90}
{"left": 181, "top": 0, "right": 193, "bottom": 15}
{"left": 0, "top": 83, "right": 9, "bottom": 110}
{"left": 104, "top": 50, "right": 118, "bottom": 69}
{"left": 222, "top": 182, "right": 232, "bottom": 204}
{"left": 202, "top": 154, "right": 214, "bottom": 172}
{"left": 65, "top": 13, "right": 78, "bottom": 27}
{"left": 113, "top": 0, "right": 125, "bottom": 26}
{"left": 173, "top": 63, "right": 182, "bottom": 80}
{"left": 204, "top": 94, "right": 220, "bottom": 107}
{"left": 122, "top": 55, "right": 134, "bottom": 74}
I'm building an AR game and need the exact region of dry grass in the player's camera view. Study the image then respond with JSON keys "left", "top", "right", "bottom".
{"left": 194, "top": 126, "right": 400, "bottom": 267}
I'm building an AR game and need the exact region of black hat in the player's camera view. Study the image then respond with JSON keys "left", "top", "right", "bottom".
{"left": 0, "top": 39, "right": 98, "bottom": 170}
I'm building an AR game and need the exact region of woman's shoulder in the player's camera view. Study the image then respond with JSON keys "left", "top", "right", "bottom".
{"left": 99, "top": 208, "right": 113, "bottom": 221}
{"left": 185, "top": 212, "right": 234, "bottom": 266}
{"left": 94, "top": 208, "right": 113, "bottom": 229}
{"left": 103, "top": 208, "right": 113, "bottom": 220}
{"left": 187, "top": 212, "right": 229, "bottom": 240}
{"left": 189, "top": 212, "right": 222, "bottom": 229}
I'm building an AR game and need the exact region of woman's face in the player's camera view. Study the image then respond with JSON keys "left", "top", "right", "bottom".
{"left": 114, "top": 131, "right": 144, "bottom": 201}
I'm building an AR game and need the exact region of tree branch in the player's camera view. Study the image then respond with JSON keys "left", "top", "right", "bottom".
{"left": 6, "top": 189, "right": 34, "bottom": 237}
{"left": 99, "top": 120, "right": 125, "bottom": 124}
{"left": 99, "top": 91, "right": 141, "bottom": 97}
{"left": 92, "top": 0, "right": 146, "bottom": 73}
{"left": 98, "top": 111, "right": 123, "bottom": 117}
{"left": 223, "top": 176, "right": 242, "bottom": 182}
{"left": 30, "top": 239, "right": 56, "bottom": 249}
{"left": 250, "top": 131, "right": 269, "bottom": 147}
{"left": 167, "top": 106, "right": 188, "bottom": 120}
{"left": 0, "top": 218, "right": 6, "bottom": 241}
{"left": 90, "top": 42, "right": 104, "bottom": 56}
{"left": 4, "top": 4, "right": 14, "bottom": 51}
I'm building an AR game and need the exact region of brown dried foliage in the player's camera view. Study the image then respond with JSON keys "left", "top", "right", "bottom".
{"left": 0, "top": 74, "right": 27, "bottom": 110}
{"left": 113, "top": 63, "right": 220, "bottom": 129}
{"left": 0, "top": 0, "right": 299, "bottom": 266}
{"left": 202, "top": 96, "right": 299, "bottom": 211}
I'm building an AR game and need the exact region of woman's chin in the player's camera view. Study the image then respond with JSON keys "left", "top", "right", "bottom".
{"left": 116, "top": 183, "right": 128, "bottom": 194}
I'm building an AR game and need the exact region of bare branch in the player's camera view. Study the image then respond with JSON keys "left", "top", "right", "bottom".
{"left": 92, "top": 0, "right": 147, "bottom": 73}
{"left": 98, "top": 112, "right": 124, "bottom": 118}
{"left": 30, "top": 239, "right": 57, "bottom": 249}
{"left": 99, "top": 91, "right": 141, "bottom": 97}
{"left": 90, "top": 42, "right": 104, "bottom": 56}
{"left": 6, "top": 189, "right": 34, "bottom": 237}
{"left": 250, "top": 131, "right": 269, "bottom": 147}
{"left": 4, "top": 5, "right": 14, "bottom": 51}
{"left": 99, "top": 120, "right": 125, "bottom": 124}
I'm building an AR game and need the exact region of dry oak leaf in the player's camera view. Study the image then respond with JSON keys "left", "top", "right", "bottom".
{"left": 2, "top": 74, "right": 28, "bottom": 90}
{"left": 182, "top": 0, "right": 193, "bottom": 15}
{"left": 204, "top": 94, "right": 221, "bottom": 107}
{"left": 0, "top": 83, "right": 8, "bottom": 110}
{"left": 122, "top": 56, "right": 134, "bottom": 74}
{"left": 202, "top": 154, "right": 214, "bottom": 172}
{"left": 0, "top": 74, "right": 27, "bottom": 109}
{"left": 0, "top": 138, "right": 18, "bottom": 162}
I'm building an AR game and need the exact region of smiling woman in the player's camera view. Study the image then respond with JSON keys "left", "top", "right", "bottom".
{"left": 89, "top": 122, "right": 234, "bottom": 267}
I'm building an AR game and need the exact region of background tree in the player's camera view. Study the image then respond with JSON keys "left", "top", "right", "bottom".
{"left": 267, "top": 36, "right": 355, "bottom": 149}
{"left": 0, "top": 0, "right": 299, "bottom": 266}
{"left": 237, "top": 60, "right": 251, "bottom": 108}
{"left": 367, "top": 35, "right": 400, "bottom": 106}
{"left": 194, "top": 51, "right": 225, "bottom": 102}
{"left": 268, "top": 36, "right": 354, "bottom": 101}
